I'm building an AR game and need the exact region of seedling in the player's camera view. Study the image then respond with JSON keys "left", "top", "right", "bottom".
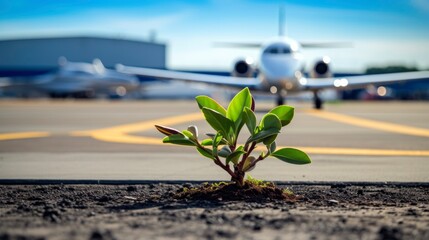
{"left": 155, "top": 88, "right": 311, "bottom": 187}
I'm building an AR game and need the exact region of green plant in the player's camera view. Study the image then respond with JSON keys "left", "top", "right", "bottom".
{"left": 155, "top": 87, "right": 311, "bottom": 187}
{"left": 245, "top": 175, "right": 272, "bottom": 188}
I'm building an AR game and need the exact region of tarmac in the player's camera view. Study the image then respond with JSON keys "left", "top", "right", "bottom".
{"left": 0, "top": 99, "right": 428, "bottom": 182}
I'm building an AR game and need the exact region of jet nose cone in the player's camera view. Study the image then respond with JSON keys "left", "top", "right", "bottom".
{"left": 263, "top": 66, "right": 294, "bottom": 80}
{"left": 260, "top": 55, "right": 302, "bottom": 81}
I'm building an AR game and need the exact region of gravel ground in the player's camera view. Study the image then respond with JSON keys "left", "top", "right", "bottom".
{"left": 0, "top": 183, "right": 428, "bottom": 240}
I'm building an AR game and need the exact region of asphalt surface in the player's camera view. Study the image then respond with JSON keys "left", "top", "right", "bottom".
{"left": 0, "top": 99, "right": 428, "bottom": 182}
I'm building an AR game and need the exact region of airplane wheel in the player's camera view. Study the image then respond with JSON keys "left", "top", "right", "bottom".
{"left": 72, "top": 91, "right": 95, "bottom": 99}
{"left": 276, "top": 96, "right": 284, "bottom": 106}
{"left": 313, "top": 91, "right": 323, "bottom": 109}
{"left": 315, "top": 98, "right": 323, "bottom": 109}
{"left": 49, "top": 93, "right": 67, "bottom": 99}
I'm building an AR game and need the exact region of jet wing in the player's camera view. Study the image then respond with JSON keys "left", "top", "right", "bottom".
{"left": 302, "top": 71, "right": 429, "bottom": 90}
{"left": 0, "top": 76, "right": 53, "bottom": 88}
{"left": 116, "top": 65, "right": 262, "bottom": 89}
{"left": 0, "top": 77, "right": 13, "bottom": 88}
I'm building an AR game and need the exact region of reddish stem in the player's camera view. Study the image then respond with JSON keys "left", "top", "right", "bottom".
{"left": 214, "top": 156, "right": 236, "bottom": 179}
{"left": 238, "top": 142, "right": 256, "bottom": 171}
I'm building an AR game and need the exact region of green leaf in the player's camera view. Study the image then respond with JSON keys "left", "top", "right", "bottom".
{"left": 155, "top": 125, "right": 181, "bottom": 136}
{"left": 197, "top": 146, "right": 214, "bottom": 160}
{"left": 269, "top": 141, "right": 277, "bottom": 153}
{"left": 243, "top": 156, "right": 256, "bottom": 172}
{"left": 212, "top": 133, "right": 223, "bottom": 156}
{"left": 226, "top": 87, "right": 252, "bottom": 123}
{"left": 246, "top": 114, "right": 281, "bottom": 144}
{"left": 201, "top": 137, "right": 227, "bottom": 147}
{"left": 201, "top": 107, "right": 234, "bottom": 142}
{"left": 206, "top": 133, "right": 216, "bottom": 138}
{"left": 218, "top": 146, "right": 232, "bottom": 158}
{"left": 196, "top": 96, "right": 227, "bottom": 116}
{"left": 243, "top": 107, "right": 256, "bottom": 135}
{"left": 201, "top": 138, "right": 213, "bottom": 146}
{"left": 246, "top": 128, "right": 280, "bottom": 144}
{"left": 260, "top": 113, "right": 282, "bottom": 130}
{"left": 271, "top": 148, "right": 311, "bottom": 164}
{"left": 263, "top": 135, "right": 277, "bottom": 146}
{"left": 226, "top": 146, "right": 245, "bottom": 165}
{"left": 162, "top": 134, "right": 195, "bottom": 146}
{"left": 213, "top": 133, "right": 223, "bottom": 146}
{"left": 269, "top": 105, "right": 294, "bottom": 126}
{"left": 181, "top": 130, "right": 195, "bottom": 140}
{"left": 260, "top": 113, "right": 282, "bottom": 145}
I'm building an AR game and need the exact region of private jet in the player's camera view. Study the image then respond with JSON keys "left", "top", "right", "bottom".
{"left": 116, "top": 11, "right": 429, "bottom": 109}
{"left": 117, "top": 39, "right": 429, "bottom": 109}
{"left": 0, "top": 57, "right": 140, "bottom": 98}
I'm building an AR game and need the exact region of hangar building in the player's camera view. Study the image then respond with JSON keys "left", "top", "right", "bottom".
{"left": 0, "top": 36, "right": 166, "bottom": 76}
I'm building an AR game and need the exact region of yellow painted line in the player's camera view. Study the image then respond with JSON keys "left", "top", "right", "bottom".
{"left": 0, "top": 132, "right": 50, "bottom": 141}
{"left": 72, "top": 112, "right": 205, "bottom": 144}
{"left": 255, "top": 146, "right": 429, "bottom": 157}
{"left": 306, "top": 110, "right": 429, "bottom": 138}
{"left": 71, "top": 111, "right": 429, "bottom": 157}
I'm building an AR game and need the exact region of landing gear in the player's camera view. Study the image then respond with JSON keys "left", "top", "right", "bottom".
{"left": 276, "top": 89, "right": 287, "bottom": 106}
{"left": 72, "top": 91, "right": 95, "bottom": 99}
{"left": 49, "top": 92, "right": 68, "bottom": 99}
{"left": 313, "top": 91, "right": 323, "bottom": 109}
{"left": 48, "top": 91, "right": 95, "bottom": 99}
{"left": 276, "top": 95, "right": 284, "bottom": 106}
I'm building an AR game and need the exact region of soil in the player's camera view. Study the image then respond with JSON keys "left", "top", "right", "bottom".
{"left": 176, "top": 181, "right": 298, "bottom": 202}
{"left": 0, "top": 182, "right": 428, "bottom": 240}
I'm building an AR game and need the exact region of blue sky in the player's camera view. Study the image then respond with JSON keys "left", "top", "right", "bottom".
{"left": 1, "top": 0, "right": 429, "bottom": 72}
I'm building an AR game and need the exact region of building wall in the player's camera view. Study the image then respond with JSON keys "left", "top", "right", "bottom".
{"left": 0, "top": 36, "right": 166, "bottom": 70}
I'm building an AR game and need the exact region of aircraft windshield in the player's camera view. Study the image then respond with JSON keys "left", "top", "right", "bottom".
{"left": 263, "top": 45, "right": 293, "bottom": 55}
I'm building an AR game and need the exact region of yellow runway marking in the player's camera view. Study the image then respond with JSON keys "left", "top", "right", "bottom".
{"left": 306, "top": 110, "right": 429, "bottom": 138}
{"left": 72, "top": 112, "right": 204, "bottom": 145}
{"left": 0, "top": 132, "right": 50, "bottom": 141}
{"left": 71, "top": 111, "right": 429, "bottom": 157}
{"left": 255, "top": 146, "right": 429, "bottom": 157}
{"left": 1, "top": 108, "right": 427, "bottom": 156}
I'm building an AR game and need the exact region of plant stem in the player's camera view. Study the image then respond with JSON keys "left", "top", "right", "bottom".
{"left": 238, "top": 141, "right": 256, "bottom": 171}
{"left": 234, "top": 170, "right": 245, "bottom": 187}
{"left": 248, "top": 152, "right": 269, "bottom": 170}
{"left": 214, "top": 156, "right": 236, "bottom": 179}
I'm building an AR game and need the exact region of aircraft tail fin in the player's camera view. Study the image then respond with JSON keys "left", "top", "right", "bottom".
{"left": 58, "top": 56, "right": 68, "bottom": 66}
{"left": 93, "top": 58, "right": 105, "bottom": 73}
{"left": 213, "top": 6, "right": 285, "bottom": 48}
{"left": 279, "top": 5, "right": 285, "bottom": 36}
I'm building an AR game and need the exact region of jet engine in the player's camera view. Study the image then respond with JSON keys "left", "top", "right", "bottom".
{"left": 310, "top": 57, "right": 332, "bottom": 78}
{"left": 232, "top": 59, "right": 255, "bottom": 78}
